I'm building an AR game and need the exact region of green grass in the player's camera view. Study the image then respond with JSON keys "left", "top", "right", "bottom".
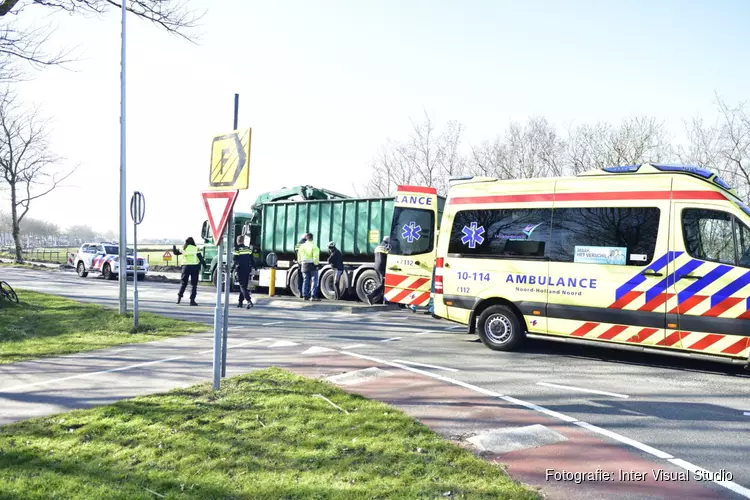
{"left": 0, "top": 290, "right": 208, "bottom": 364}
{"left": 0, "top": 368, "right": 538, "bottom": 500}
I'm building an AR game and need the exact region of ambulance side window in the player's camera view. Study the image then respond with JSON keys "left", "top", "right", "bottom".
{"left": 549, "top": 207, "right": 660, "bottom": 266}
{"left": 683, "top": 208, "right": 750, "bottom": 268}
{"left": 737, "top": 220, "right": 750, "bottom": 267}
{"left": 448, "top": 208, "right": 552, "bottom": 258}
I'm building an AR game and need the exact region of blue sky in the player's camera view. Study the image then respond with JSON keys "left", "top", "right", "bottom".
{"left": 11, "top": 0, "right": 750, "bottom": 239}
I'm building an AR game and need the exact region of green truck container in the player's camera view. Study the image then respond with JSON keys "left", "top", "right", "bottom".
{"left": 259, "top": 197, "right": 393, "bottom": 261}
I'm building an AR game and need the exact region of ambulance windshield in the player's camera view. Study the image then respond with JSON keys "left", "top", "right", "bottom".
{"left": 389, "top": 207, "right": 435, "bottom": 256}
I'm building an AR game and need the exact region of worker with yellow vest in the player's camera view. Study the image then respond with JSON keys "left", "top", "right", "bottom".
{"left": 299, "top": 232, "right": 321, "bottom": 301}
{"left": 172, "top": 237, "right": 206, "bottom": 306}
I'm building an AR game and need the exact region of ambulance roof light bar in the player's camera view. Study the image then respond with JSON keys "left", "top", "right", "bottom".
{"left": 598, "top": 163, "right": 735, "bottom": 194}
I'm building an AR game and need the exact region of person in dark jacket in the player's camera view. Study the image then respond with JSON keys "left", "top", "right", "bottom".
{"left": 172, "top": 237, "right": 206, "bottom": 306}
{"left": 327, "top": 241, "right": 345, "bottom": 300}
{"left": 366, "top": 236, "right": 390, "bottom": 305}
{"left": 232, "top": 235, "right": 255, "bottom": 309}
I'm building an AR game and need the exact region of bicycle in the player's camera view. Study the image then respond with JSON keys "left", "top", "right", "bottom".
{"left": 0, "top": 280, "right": 18, "bottom": 304}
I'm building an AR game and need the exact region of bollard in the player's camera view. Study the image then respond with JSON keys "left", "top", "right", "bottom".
{"left": 269, "top": 268, "right": 276, "bottom": 297}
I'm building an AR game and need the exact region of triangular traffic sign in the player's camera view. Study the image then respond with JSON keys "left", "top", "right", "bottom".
{"left": 201, "top": 190, "right": 239, "bottom": 242}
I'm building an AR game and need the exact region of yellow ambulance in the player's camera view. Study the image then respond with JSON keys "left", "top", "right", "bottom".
{"left": 383, "top": 185, "right": 445, "bottom": 308}
{"left": 433, "top": 164, "right": 750, "bottom": 365}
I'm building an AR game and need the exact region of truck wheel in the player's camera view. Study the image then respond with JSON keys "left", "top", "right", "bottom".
{"left": 77, "top": 262, "right": 88, "bottom": 278}
{"left": 319, "top": 269, "right": 337, "bottom": 300}
{"left": 289, "top": 268, "right": 302, "bottom": 298}
{"left": 476, "top": 305, "right": 525, "bottom": 351}
{"left": 355, "top": 269, "right": 379, "bottom": 303}
{"left": 102, "top": 263, "right": 115, "bottom": 280}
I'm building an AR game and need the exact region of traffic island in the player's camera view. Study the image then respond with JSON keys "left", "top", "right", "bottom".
{"left": 0, "top": 289, "right": 208, "bottom": 364}
{"left": 0, "top": 368, "right": 539, "bottom": 499}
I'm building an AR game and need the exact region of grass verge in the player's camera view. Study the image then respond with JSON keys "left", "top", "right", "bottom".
{"left": 0, "top": 289, "right": 207, "bottom": 364}
{"left": 0, "top": 368, "right": 538, "bottom": 499}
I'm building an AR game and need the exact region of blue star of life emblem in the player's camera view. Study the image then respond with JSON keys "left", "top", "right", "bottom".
{"left": 401, "top": 221, "right": 422, "bottom": 243}
{"left": 461, "top": 222, "right": 485, "bottom": 249}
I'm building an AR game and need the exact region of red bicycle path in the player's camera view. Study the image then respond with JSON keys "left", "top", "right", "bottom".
{"left": 286, "top": 350, "right": 727, "bottom": 500}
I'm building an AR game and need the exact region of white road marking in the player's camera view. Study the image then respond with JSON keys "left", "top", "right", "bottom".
{"left": 1, "top": 356, "right": 186, "bottom": 392}
{"left": 447, "top": 325, "right": 463, "bottom": 330}
{"left": 744, "top": 412, "right": 750, "bottom": 416}
{"left": 574, "top": 422, "right": 672, "bottom": 459}
{"left": 414, "top": 330, "right": 436, "bottom": 336}
{"left": 302, "top": 346, "right": 335, "bottom": 355}
{"left": 341, "top": 344, "right": 365, "bottom": 349}
{"left": 262, "top": 321, "right": 284, "bottom": 326}
{"left": 339, "top": 350, "right": 750, "bottom": 499}
{"left": 267, "top": 340, "right": 300, "bottom": 348}
{"left": 381, "top": 337, "right": 401, "bottom": 342}
{"left": 669, "top": 458, "right": 750, "bottom": 499}
{"left": 392, "top": 360, "right": 458, "bottom": 372}
{"left": 198, "top": 338, "right": 270, "bottom": 354}
{"left": 537, "top": 381, "right": 629, "bottom": 399}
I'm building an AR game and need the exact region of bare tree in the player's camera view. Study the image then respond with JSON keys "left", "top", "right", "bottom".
{"left": 469, "top": 117, "right": 565, "bottom": 179}
{"left": 366, "top": 111, "right": 467, "bottom": 196}
{"left": 679, "top": 95, "right": 750, "bottom": 201}
{"left": 566, "top": 116, "right": 671, "bottom": 174}
{"left": 0, "top": 0, "right": 203, "bottom": 79}
{"left": 66, "top": 224, "right": 95, "bottom": 245}
{"left": 0, "top": 90, "right": 72, "bottom": 261}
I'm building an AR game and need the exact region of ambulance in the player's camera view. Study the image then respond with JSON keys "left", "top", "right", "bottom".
{"left": 433, "top": 164, "right": 750, "bottom": 365}
{"left": 383, "top": 186, "right": 445, "bottom": 308}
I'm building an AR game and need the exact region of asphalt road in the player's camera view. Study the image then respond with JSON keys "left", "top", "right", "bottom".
{"left": 3, "top": 267, "right": 750, "bottom": 499}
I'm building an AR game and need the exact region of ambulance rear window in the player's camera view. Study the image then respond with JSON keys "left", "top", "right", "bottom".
{"left": 389, "top": 207, "right": 435, "bottom": 256}
{"left": 448, "top": 208, "right": 551, "bottom": 258}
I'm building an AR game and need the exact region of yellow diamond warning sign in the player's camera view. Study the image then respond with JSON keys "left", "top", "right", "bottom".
{"left": 208, "top": 128, "right": 252, "bottom": 190}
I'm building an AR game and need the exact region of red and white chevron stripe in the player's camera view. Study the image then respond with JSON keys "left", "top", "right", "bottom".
{"left": 384, "top": 273, "right": 431, "bottom": 306}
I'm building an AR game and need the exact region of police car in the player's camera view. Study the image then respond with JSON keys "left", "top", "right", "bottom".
{"left": 74, "top": 242, "right": 148, "bottom": 281}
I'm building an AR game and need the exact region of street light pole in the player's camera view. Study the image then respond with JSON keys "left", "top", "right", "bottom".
{"left": 118, "top": 0, "right": 128, "bottom": 314}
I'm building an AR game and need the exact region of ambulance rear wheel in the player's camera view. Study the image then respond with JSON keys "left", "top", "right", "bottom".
{"left": 477, "top": 305, "right": 525, "bottom": 351}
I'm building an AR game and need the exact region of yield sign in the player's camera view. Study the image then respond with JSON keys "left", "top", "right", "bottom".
{"left": 201, "top": 190, "right": 239, "bottom": 242}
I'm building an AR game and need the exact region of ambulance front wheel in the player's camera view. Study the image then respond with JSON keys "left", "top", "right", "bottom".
{"left": 477, "top": 305, "right": 525, "bottom": 351}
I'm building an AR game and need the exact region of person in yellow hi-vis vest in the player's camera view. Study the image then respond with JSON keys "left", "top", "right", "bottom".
{"left": 299, "top": 232, "right": 320, "bottom": 301}
{"left": 172, "top": 237, "right": 206, "bottom": 306}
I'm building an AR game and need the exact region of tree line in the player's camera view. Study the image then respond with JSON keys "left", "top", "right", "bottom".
{"left": 0, "top": 0, "right": 199, "bottom": 261}
{"left": 365, "top": 96, "right": 750, "bottom": 202}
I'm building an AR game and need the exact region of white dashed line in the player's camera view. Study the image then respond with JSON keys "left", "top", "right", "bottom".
{"left": 1, "top": 356, "right": 186, "bottom": 392}
{"left": 744, "top": 412, "right": 750, "bottom": 416}
{"left": 341, "top": 344, "right": 365, "bottom": 349}
{"left": 392, "top": 360, "right": 458, "bottom": 372}
{"left": 414, "top": 330, "right": 436, "bottom": 336}
{"left": 381, "top": 337, "right": 401, "bottom": 342}
{"left": 447, "top": 325, "right": 463, "bottom": 330}
{"left": 262, "top": 321, "right": 284, "bottom": 326}
{"left": 338, "top": 350, "right": 750, "bottom": 499}
{"left": 537, "top": 381, "right": 629, "bottom": 399}
{"left": 198, "top": 338, "right": 270, "bottom": 354}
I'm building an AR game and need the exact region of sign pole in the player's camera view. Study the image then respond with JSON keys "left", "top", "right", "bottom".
{"left": 118, "top": 0, "right": 128, "bottom": 314}
{"left": 129, "top": 191, "right": 145, "bottom": 330}
{"left": 133, "top": 216, "right": 139, "bottom": 328}
{"left": 221, "top": 93, "right": 239, "bottom": 378}
{"left": 212, "top": 236, "right": 223, "bottom": 390}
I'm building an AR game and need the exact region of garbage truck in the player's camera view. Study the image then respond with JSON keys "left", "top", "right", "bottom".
{"left": 198, "top": 184, "right": 444, "bottom": 302}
